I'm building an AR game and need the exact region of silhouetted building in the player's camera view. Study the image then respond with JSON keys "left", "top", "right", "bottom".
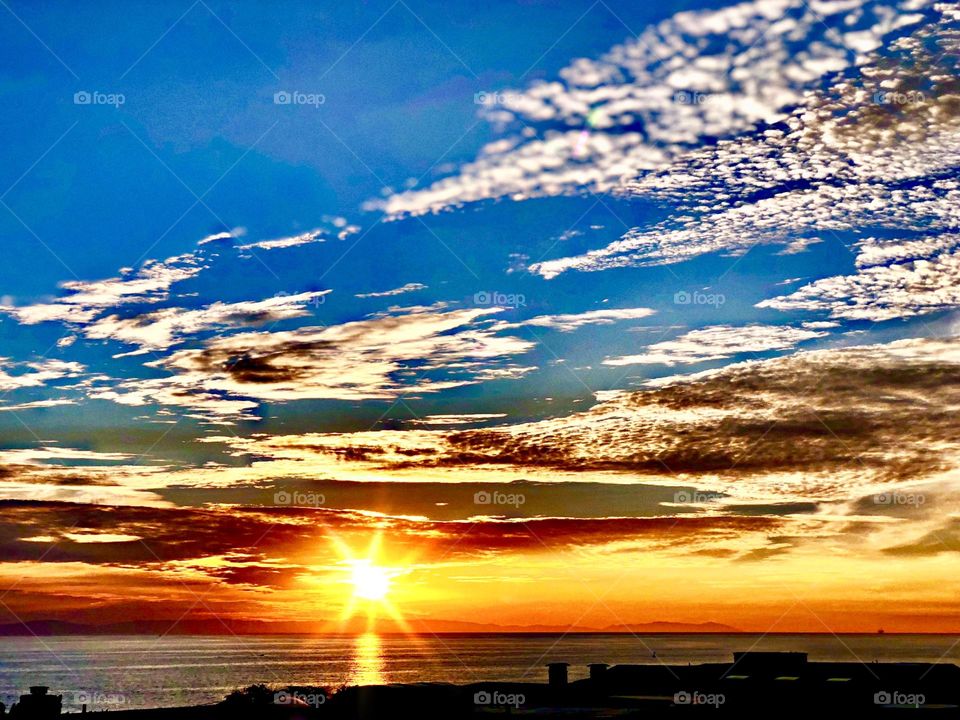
{"left": 588, "top": 662, "right": 609, "bottom": 681}
{"left": 547, "top": 662, "right": 569, "bottom": 687}
{"left": 10, "top": 686, "right": 60, "bottom": 718}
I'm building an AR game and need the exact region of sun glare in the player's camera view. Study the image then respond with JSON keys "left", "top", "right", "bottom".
{"left": 350, "top": 560, "right": 391, "bottom": 601}
{"left": 330, "top": 533, "right": 416, "bottom": 633}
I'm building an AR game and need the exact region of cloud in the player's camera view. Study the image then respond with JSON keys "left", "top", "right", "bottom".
{"left": 0, "top": 252, "right": 205, "bottom": 325}
{"left": 372, "top": 0, "right": 930, "bottom": 218}
{"left": 777, "top": 237, "right": 824, "bottom": 256}
{"left": 529, "top": 2, "right": 959, "bottom": 278}
{"left": 92, "top": 305, "right": 537, "bottom": 421}
{"left": 0, "top": 499, "right": 779, "bottom": 571}
{"left": 603, "top": 324, "right": 827, "bottom": 366}
{"left": 213, "top": 336, "right": 960, "bottom": 510}
{"left": 409, "top": 413, "right": 507, "bottom": 426}
{"left": 82, "top": 291, "right": 330, "bottom": 352}
{"left": 884, "top": 518, "right": 960, "bottom": 557}
{"left": 237, "top": 229, "right": 325, "bottom": 251}
{"left": 759, "top": 234, "right": 960, "bottom": 321}
{"left": 0, "top": 359, "right": 85, "bottom": 393}
{"left": 0, "top": 398, "right": 75, "bottom": 412}
{"left": 531, "top": 180, "right": 960, "bottom": 277}
{"left": 5, "top": 334, "right": 960, "bottom": 604}
{"left": 500, "top": 307, "right": 656, "bottom": 333}
{"left": 355, "top": 283, "right": 428, "bottom": 298}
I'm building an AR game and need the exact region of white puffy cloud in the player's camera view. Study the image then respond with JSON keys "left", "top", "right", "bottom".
{"left": 92, "top": 305, "right": 538, "bottom": 421}
{"left": 603, "top": 324, "right": 827, "bottom": 366}
{"left": 530, "top": 2, "right": 959, "bottom": 278}
{"left": 759, "top": 234, "right": 960, "bottom": 321}
{"left": 84, "top": 291, "right": 330, "bottom": 353}
{"left": 372, "top": 0, "right": 931, "bottom": 218}
{"left": 0, "top": 253, "right": 205, "bottom": 326}
{"left": 0, "top": 359, "right": 85, "bottom": 392}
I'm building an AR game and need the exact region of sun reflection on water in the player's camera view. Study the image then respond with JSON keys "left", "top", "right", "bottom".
{"left": 350, "top": 633, "right": 385, "bottom": 686}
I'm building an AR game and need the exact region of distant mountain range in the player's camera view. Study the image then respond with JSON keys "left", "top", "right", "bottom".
{"left": 0, "top": 618, "right": 740, "bottom": 636}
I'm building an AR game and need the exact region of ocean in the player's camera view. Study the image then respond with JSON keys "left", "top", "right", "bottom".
{"left": 1, "top": 634, "right": 958, "bottom": 712}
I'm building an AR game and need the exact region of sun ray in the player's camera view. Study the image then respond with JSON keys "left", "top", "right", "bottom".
{"left": 325, "top": 530, "right": 416, "bottom": 636}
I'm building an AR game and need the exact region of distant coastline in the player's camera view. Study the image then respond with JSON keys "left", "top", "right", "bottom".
{"left": 3, "top": 619, "right": 959, "bottom": 636}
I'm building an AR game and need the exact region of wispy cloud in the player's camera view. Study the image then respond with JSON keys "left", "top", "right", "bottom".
{"left": 355, "top": 282, "right": 427, "bottom": 298}
{"left": 759, "top": 234, "right": 960, "bottom": 321}
{"left": 91, "top": 305, "right": 536, "bottom": 421}
{"left": 603, "top": 324, "right": 827, "bottom": 366}
{"left": 499, "top": 307, "right": 656, "bottom": 333}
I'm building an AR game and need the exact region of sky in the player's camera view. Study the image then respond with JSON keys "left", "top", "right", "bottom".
{"left": 1, "top": 0, "right": 959, "bottom": 634}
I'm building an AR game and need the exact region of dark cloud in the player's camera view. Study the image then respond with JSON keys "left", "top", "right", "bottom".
{"left": 158, "top": 479, "right": 699, "bottom": 521}
{"left": 312, "top": 338, "right": 960, "bottom": 484}
{"left": 725, "top": 503, "right": 819, "bottom": 517}
{"left": 0, "top": 500, "right": 780, "bottom": 570}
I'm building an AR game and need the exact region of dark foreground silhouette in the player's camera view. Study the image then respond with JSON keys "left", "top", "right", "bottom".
{"left": 7, "top": 652, "right": 958, "bottom": 718}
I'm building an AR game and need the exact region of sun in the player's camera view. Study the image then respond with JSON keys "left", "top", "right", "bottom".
{"left": 327, "top": 532, "right": 416, "bottom": 633}
{"left": 350, "top": 560, "right": 391, "bottom": 601}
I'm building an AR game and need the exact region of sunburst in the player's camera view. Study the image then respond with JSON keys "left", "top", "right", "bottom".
{"left": 332, "top": 531, "right": 410, "bottom": 633}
